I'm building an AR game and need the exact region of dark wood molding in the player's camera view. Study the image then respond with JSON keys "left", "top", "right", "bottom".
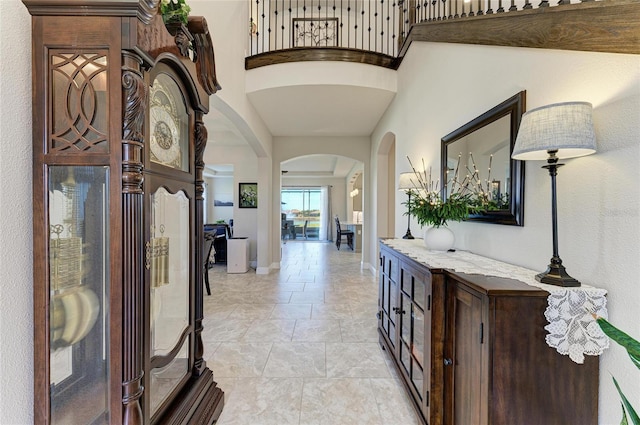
{"left": 22, "top": 0, "right": 141, "bottom": 16}
{"left": 245, "top": 47, "right": 399, "bottom": 70}
{"left": 188, "top": 17, "right": 222, "bottom": 95}
{"left": 399, "top": 0, "right": 640, "bottom": 60}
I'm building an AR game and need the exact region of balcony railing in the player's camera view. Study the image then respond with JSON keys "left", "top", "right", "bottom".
{"left": 246, "top": 0, "right": 639, "bottom": 69}
{"left": 249, "top": 0, "right": 405, "bottom": 57}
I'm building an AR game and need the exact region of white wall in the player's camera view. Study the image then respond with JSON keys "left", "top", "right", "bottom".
{"left": 190, "top": 0, "right": 274, "bottom": 159}
{"left": 206, "top": 176, "right": 235, "bottom": 223}
{"left": 372, "top": 41, "right": 640, "bottom": 422}
{"left": 0, "top": 1, "right": 33, "bottom": 423}
{"left": 204, "top": 145, "right": 260, "bottom": 264}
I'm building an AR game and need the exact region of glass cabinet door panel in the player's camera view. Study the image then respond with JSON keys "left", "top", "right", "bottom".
{"left": 150, "top": 187, "right": 190, "bottom": 357}
{"left": 414, "top": 278, "right": 425, "bottom": 310}
{"left": 49, "top": 166, "right": 109, "bottom": 424}
{"left": 401, "top": 293, "right": 411, "bottom": 345}
{"left": 413, "top": 307, "right": 424, "bottom": 367}
{"left": 411, "top": 361, "right": 424, "bottom": 399}
{"left": 400, "top": 342, "right": 410, "bottom": 374}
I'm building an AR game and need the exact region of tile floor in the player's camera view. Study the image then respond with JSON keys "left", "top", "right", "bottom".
{"left": 202, "top": 241, "right": 421, "bottom": 425}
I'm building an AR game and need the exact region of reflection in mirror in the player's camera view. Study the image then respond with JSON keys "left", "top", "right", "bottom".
{"left": 441, "top": 91, "right": 526, "bottom": 225}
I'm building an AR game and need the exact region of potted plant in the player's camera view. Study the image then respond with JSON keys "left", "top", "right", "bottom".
{"left": 160, "top": 0, "right": 191, "bottom": 25}
{"left": 404, "top": 157, "right": 491, "bottom": 250}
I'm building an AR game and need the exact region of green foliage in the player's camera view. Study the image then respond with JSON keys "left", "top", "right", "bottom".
{"left": 160, "top": 0, "right": 191, "bottom": 25}
{"left": 403, "top": 156, "right": 498, "bottom": 228}
{"left": 406, "top": 190, "right": 484, "bottom": 228}
{"left": 595, "top": 317, "right": 640, "bottom": 425}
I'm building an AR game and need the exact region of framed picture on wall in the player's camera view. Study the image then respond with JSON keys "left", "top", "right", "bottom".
{"left": 239, "top": 183, "right": 258, "bottom": 208}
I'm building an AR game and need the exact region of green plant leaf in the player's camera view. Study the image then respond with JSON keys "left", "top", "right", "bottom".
{"left": 620, "top": 403, "right": 629, "bottom": 425}
{"left": 613, "top": 376, "right": 640, "bottom": 425}
{"left": 596, "top": 318, "right": 640, "bottom": 370}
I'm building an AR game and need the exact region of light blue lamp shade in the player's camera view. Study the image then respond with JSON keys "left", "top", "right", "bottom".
{"left": 512, "top": 101, "right": 597, "bottom": 161}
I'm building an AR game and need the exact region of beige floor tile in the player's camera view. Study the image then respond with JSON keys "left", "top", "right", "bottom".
{"left": 241, "top": 319, "right": 296, "bottom": 342}
{"left": 299, "top": 378, "right": 383, "bottom": 424}
{"left": 201, "top": 319, "right": 253, "bottom": 342}
{"left": 292, "top": 319, "right": 342, "bottom": 342}
{"left": 325, "top": 342, "right": 391, "bottom": 378}
{"left": 227, "top": 303, "right": 275, "bottom": 320}
{"left": 270, "top": 303, "right": 313, "bottom": 319}
{"left": 209, "top": 342, "right": 272, "bottom": 378}
{"left": 263, "top": 342, "right": 326, "bottom": 377}
{"left": 339, "top": 318, "right": 379, "bottom": 342}
{"left": 311, "top": 303, "right": 352, "bottom": 320}
{"left": 370, "top": 378, "right": 422, "bottom": 424}
{"left": 289, "top": 291, "right": 325, "bottom": 304}
{"left": 217, "top": 377, "right": 303, "bottom": 425}
{"left": 202, "top": 242, "right": 418, "bottom": 425}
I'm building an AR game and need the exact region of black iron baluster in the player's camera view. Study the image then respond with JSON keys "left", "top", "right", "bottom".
{"left": 523, "top": 0, "right": 532, "bottom": 10}
{"left": 497, "top": 0, "right": 504, "bottom": 13}
{"left": 392, "top": 0, "right": 396, "bottom": 56}
{"left": 283, "top": 0, "right": 287, "bottom": 49}
{"left": 348, "top": 0, "right": 351, "bottom": 48}
{"left": 461, "top": 0, "right": 466, "bottom": 18}
{"left": 373, "top": 0, "right": 384, "bottom": 53}
{"left": 287, "top": 0, "right": 293, "bottom": 48}
{"left": 354, "top": 1, "right": 358, "bottom": 50}
{"left": 447, "top": 0, "right": 452, "bottom": 19}
{"left": 274, "top": 1, "right": 278, "bottom": 50}
{"left": 259, "top": 0, "right": 264, "bottom": 53}
{"left": 487, "top": 0, "right": 494, "bottom": 14}
{"left": 477, "top": 0, "right": 484, "bottom": 15}
{"left": 454, "top": 0, "right": 459, "bottom": 18}
{"left": 469, "top": 0, "right": 475, "bottom": 17}
{"left": 539, "top": 0, "right": 550, "bottom": 7}
{"left": 509, "top": 0, "right": 517, "bottom": 11}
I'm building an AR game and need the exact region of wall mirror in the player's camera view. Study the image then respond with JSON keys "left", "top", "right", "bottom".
{"left": 441, "top": 91, "right": 526, "bottom": 226}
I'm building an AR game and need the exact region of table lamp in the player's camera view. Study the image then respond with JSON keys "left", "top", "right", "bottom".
{"left": 398, "top": 172, "right": 416, "bottom": 239}
{"left": 512, "top": 101, "right": 596, "bottom": 287}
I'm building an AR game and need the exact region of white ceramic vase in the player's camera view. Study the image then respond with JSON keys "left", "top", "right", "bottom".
{"left": 424, "top": 226, "right": 455, "bottom": 251}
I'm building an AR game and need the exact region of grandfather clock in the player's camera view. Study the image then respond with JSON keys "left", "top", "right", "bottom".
{"left": 24, "top": 1, "right": 224, "bottom": 423}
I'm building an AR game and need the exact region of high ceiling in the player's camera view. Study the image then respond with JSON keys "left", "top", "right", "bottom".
{"left": 204, "top": 83, "right": 394, "bottom": 178}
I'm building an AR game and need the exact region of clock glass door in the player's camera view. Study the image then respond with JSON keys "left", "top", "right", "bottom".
{"left": 148, "top": 186, "right": 192, "bottom": 414}
{"left": 48, "top": 165, "right": 110, "bottom": 424}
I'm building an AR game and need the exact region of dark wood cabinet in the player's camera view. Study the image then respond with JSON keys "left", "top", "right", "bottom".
{"left": 378, "top": 241, "right": 599, "bottom": 425}
{"left": 25, "top": 1, "right": 223, "bottom": 423}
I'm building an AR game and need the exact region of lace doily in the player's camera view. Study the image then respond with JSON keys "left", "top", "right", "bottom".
{"left": 383, "top": 239, "right": 609, "bottom": 364}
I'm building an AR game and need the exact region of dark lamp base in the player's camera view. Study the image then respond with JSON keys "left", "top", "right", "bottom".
{"left": 402, "top": 229, "right": 414, "bottom": 240}
{"left": 535, "top": 257, "right": 580, "bottom": 287}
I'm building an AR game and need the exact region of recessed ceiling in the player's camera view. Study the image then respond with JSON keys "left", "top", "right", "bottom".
{"left": 282, "top": 155, "right": 360, "bottom": 179}
{"left": 247, "top": 84, "right": 395, "bottom": 137}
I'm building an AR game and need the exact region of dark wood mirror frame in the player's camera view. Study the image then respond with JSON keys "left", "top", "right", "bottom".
{"left": 441, "top": 91, "right": 526, "bottom": 226}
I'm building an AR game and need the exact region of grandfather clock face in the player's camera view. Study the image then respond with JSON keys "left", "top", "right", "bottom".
{"left": 149, "top": 74, "right": 189, "bottom": 171}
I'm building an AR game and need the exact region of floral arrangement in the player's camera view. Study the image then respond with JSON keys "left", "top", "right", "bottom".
{"left": 160, "top": 0, "right": 191, "bottom": 25}
{"left": 403, "top": 156, "right": 495, "bottom": 228}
